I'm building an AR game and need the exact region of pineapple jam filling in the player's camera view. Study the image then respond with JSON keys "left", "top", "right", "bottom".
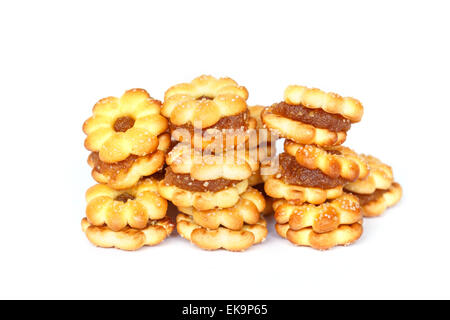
{"left": 169, "top": 110, "right": 249, "bottom": 134}
{"left": 114, "top": 192, "right": 135, "bottom": 203}
{"left": 272, "top": 101, "right": 351, "bottom": 132}
{"left": 279, "top": 153, "right": 347, "bottom": 189}
{"left": 89, "top": 152, "right": 140, "bottom": 178}
{"left": 113, "top": 116, "right": 135, "bottom": 132}
{"left": 163, "top": 167, "right": 239, "bottom": 192}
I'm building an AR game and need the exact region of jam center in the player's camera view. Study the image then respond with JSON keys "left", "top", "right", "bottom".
{"left": 196, "top": 96, "right": 214, "bottom": 100}
{"left": 114, "top": 116, "right": 135, "bottom": 132}
{"left": 327, "top": 149, "right": 342, "bottom": 156}
{"left": 115, "top": 192, "right": 135, "bottom": 202}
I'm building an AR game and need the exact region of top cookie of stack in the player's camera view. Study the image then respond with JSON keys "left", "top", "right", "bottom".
{"left": 162, "top": 75, "right": 256, "bottom": 151}
{"left": 83, "top": 89, "right": 171, "bottom": 189}
{"left": 262, "top": 85, "right": 363, "bottom": 146}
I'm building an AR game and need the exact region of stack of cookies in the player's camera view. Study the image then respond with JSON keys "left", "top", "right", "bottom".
{"left": 81, "top": 89, "right": 174, "bottom": 250}
{"left": 262, "top": 85, "right": 372, "bottom": 250}
{"left": 157, "top": 75, "right": 269, "bottom": 251}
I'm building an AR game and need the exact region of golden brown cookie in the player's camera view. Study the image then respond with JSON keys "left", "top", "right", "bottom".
{"left": 85, "top": 178, "right": 167, "bottom": 231}
{"left": 178, "top": 187, "right": 265, "bottom": 230}
{"left": 353, "top": 182, "right": 402, "bottom": 217}
{"left": 176, "top": 213, "right": 267, "bottom": 251}
{"left": 284, "top": 140, "right": 369, "bottom": 181}
{"left": 262, "top": 107, "right": 347, "bottom": 146}
{"left": 158, "top": 179, "right": 248, "bottom": 210}
{"left": 284, "top": 85, "right": 363, "bottom": 122}
{"left": 88, "top": 150, "right": 165, "bottom": 190}
{"left": 262, "top": 153, "right": 345, "bottom": 204}
{"left": 163, "top": 75, "right": 248, "bottom": 128}
{"left": 83, "top": 88, "right": 168, "bottom": 163}
{"left": 273, "top": 193, "right": 362, "bottom": 233}
{"left": 81, "top": 217, "right": 174, "bottom": 251}
{"left": 344, "top": 154, "right": 393, "bottom": 194}
{"left": 262, "top": 85, "right": 363, "bottom": 146}
{"left": 275, "top": 221, "right": 363, "bottom": 250}
{"left": 264, "top": 175, "right": 343, "bottom": 204}
{"left": 166, "top": 142, "right": 259, "bottom": 181}
{"left": 163, "top": 75, "right": 255, "bottom": 151}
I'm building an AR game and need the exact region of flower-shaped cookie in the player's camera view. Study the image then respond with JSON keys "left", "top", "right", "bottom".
{"left": 284, "top": 140, "right": 369, "bottom": 182}
{"left": 162, "top": 75, "right": 248, "bottom": 129}
{"left": 86, "top": 178, "right": 167, "bottom": 231}
{"left": 82, "top": 217, "right": 173, "bottom": 251}
{"left": 166, "top": 142, "right": 259, "bottom": 181}
{"left": 178, "top": 187, "right": 266, "bottom": 230}
{"left": 344, "top": 154, "right": 393, "bottom": 194}
{"left": 263, "top": 175, "right": 343, "bottom": 204}
{"left": 158, "top": 179, "right": 248, "bottom": 211}
{"left": 354, "top": 182, "right": 402, "bottom": 217}
{"left": 275, "top": 221, "right": 363, "bottom": 251}
{"left": 176, "top": 213, "right": 267, "bottom": 252}
{"left": 273, "top": 193, "right": 362, "bottom": 233}
{"left": 284, "top": 85, "right": 364, "bottom": 123}
{"left": 83, "top": 88, "right": 168, "bottom": 163}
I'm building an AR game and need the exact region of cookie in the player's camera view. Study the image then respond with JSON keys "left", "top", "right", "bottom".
{"left": 262, "top": 153, "right": 345, "bottom": 203}
{"left": 264, "top": 176, "right": 343, "bottom": 204}
{"left": 163, "top": 75, "right": 253, "bottom": 150}
{"left": 262, "top": 106, "right": 347, "bottom": 146}
{"left": 273, "top": 193, "right": 362, "bottom": 233}
{"left": 262, "top": 85, "right": 363, "bottom": 146}
{"left": 88, "top": 150, "right": 165, "bottom": 190}
{"left": 166, "top": 142, "right": 259, "bottom": 181}
{"left": 176, "top": 213, "right": 267, "bottom": 251}
{"left": 81, "top": 217, "right": 174, "bottom": 251}
{"left": 353, "top": 182, "right": 402, "bottom": 217}
{"left": 178, "top": 187, "right": 265, "bottom": 230}
{"left": 345, "top": 154, "right": 393, "bottom": 194}
{"left": 163, "top": 75, "right": 248, "bottom": 128}
{"left": 278, "top": 152, "right": 348, "bottom": 189}
{"left": 284, "top": 85, "right": 363, "bottom": 122}
{"left": 158, "top": 179, "right": 248, "bottom": 210}
{"left": 285, "top": 140, "right": 369, "bottom": 181}
{"left": 275, "top": 221, "right": 363, "bottom": 250}
{"left": 83, "top": 88, "right": 168, "bottom": 163}
{"left": 85, "top": 178, "right": 167, "bottom": 231}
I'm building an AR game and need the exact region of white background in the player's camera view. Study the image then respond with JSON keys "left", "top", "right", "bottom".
{"left": 1, "top": 0, "right": 449, "bottom": 299}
